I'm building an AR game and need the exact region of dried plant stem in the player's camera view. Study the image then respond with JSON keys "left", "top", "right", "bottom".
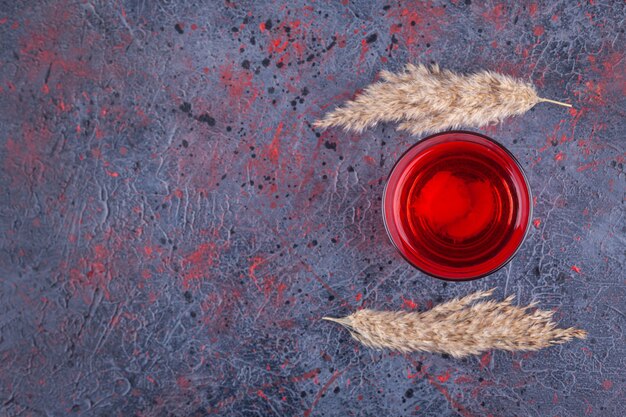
{"left": 314, "top": 64, "right": 573, "bottom": 136}
{"left": 538, "top": 98, "right": 573, "bottom": 107}
{"left": 323, "top": 289, "right": 586, "bottom": 358}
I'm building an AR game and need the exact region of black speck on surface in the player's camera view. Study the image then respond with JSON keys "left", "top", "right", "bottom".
{"left": 180, "top": 102, "right": 192, "bottom": 113}
{"left": 196, "top": 114, "right": 216, "bottom": 126}
{"left": 366, "top": 33, "right": 378, "bottom": 43}
{"left": 175, "top": 23, "right": 184, "bottom": 34}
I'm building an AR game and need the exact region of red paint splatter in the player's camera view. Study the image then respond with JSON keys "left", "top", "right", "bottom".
{"left": 304, "top": 370, "right": 345, "bottom": 417}
{"left": 601, "top": 52, "right": 626, "bottom": 96}
{"left": 363, "top": 155, "right": 376, "bottom": 165}
{"left": 533, "top": 25, "right": 545, "bottom": 37}
{"left": 386, "top": 3, "right": 446, "bottom": 56}
{"left": 533, "top": 218, "right": 541, "bottom": 228}
{"left": 182, "top": 243, "right": 219, "bottom": 288}
{"left": 554, "top": 152, "right": 565, "bottom": 161}
{"left": 266, "top": 121, "right": 283, "bottom": 164}
{"left": 427, "top": 376, "right": 475, "bottom": 417}
{"left": 358, "top": 39, "right": 369, "bottom": 67}
{"left": 257, "top": 390, "right": 268, "bottom": 400}
{"left": 67, "top": 243, "right": 118, "bottom": 302}
{"left": 191, "top": 23, "right": 198, "bottom": 30}
{"left": 176, "top": 376, "right": 191, "bottom": 389}
{"left": 437, "top": 370, "right": 451, "bottom": 382}
{"left": 219, "top": 64, "right": 257, "bottom": 111}
{"left": 291, "top": 369, "right": 320, "bottom": 383}
{"left": 269, "top": 38, "right": 289, "bottom": 54}
{"left": 529, "top": 3, "right": 538, "bottom": 17}
{"left": 602, "top": 380, "right": 613, "bottom": 390}
{"left": 571, "top": 265, "right": 581, "bottom": 273}
{"left": 482, "top": 3, "right": 507, "bottom": 31}
{"left": 248, "top": 256, "right": 265, "bottom": 291}
{"left": 480, "top": 351, "right": 492, "bottom": 369}
{"left": 402, "top": 297, "right": 418, "bottom": 309}
{"left": 454, "top": 375, "right": 473, "bottom": 384}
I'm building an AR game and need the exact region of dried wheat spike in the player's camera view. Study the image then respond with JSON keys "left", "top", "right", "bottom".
{"left": 314, "top": 63, "right": 571, "bottom": 136}
{"left": 323, "top": 289, "right": 586, "bottom": 358}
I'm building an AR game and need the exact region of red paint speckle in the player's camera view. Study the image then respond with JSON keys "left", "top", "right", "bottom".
{"left": 437, "top": 370, "right": 451, "bottom": 382}
{"left": 533, "top": 25, "right": 545, "bottom": 36}
{"left": 219, "top": 64, "right": 256, "bottom": 110}
{"left": 554, "top": 152, "right": 565, "bottom": 161}
{"left": 571, "top": 265, "right": 581, "bottom": 273}
{"left": 182, "top": 243, "right": 219, "bottom": 288}
{"left": 257, "top": 390, "right": 268, "bottom": 400}
{"left": 529, "top": 3, "right": 538, "bottom": 17}
{"left": 402, "top": 297, "right": 418, "bottom": 309}
{"left": 176, "top": 376, "right": 191, "bottom": 389}
{"left": 363, "top": 155, "right": 376, "bottom": 165}
{"left": 480, "top": 351, "right": 492, "bottom": 369}
{"left": 482, "top": 4, "right": 507, "bottom": 30}
{"left": 355, "top": 293, "right": 362, "bottom": 302}
{"left": 533, "top": 218, "right": 541, "bottom": 228}
{"left": 266, "top": 121, "right": 283, "bottom": 164}
{"left": 191, "top": 23, "right": 198, "bottom": 30}
{"left": 602, "top": 380, "right": 613, "bottom": 390}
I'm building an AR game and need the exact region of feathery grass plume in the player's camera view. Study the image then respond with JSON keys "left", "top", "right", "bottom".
{"left": 314, "top": 64, "right": 572, "bottom": 136}
{"left": 323, "top": 289, "right": 586, "bottom": 358}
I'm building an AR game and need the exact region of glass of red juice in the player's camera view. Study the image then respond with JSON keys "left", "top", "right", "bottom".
{"left": 383, "top": 131, "right": 532, "bottom": 280}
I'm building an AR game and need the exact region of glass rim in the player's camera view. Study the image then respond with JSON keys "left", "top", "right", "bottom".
{"left": 382, "top": 130, "right": 533, "bottom": 281}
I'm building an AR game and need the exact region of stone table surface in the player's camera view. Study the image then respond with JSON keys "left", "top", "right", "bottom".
{"left": 1, "top": 1, "right": 624, "bottom": 416}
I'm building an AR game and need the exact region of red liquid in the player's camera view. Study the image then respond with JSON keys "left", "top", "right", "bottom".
{"left": 383, "top": 132, "right": 531, "bottom": 280}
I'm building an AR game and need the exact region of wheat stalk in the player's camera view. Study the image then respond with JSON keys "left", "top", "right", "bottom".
{"left": 314, "top": 64, "right": 572, "bottom": 136}
{"left": 323, "top": 289, "right": 586, "bottom": 358}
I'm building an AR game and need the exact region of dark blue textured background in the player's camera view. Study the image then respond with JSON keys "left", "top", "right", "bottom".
{"left": 1, "top": 1, "right": 624, "bottom": 416}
